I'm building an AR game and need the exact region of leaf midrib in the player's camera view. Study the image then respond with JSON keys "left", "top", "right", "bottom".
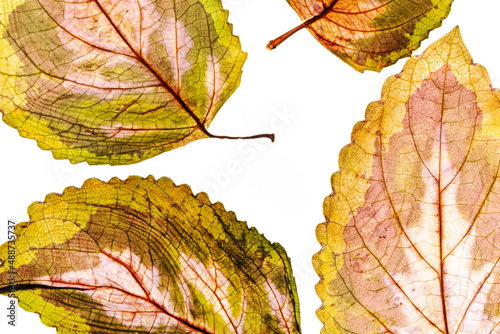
{"left": 91, "top": 0, "right": 210, "bottom": 137}
{"left": 0, "top": 281, "right": 212, "bottom": 333}
{"left": 437, "top": 59, "right": 450, "bottom": 334}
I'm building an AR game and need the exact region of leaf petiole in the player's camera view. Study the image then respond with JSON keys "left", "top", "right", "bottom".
{"left": 206, "top": 131, "right": 275, "bottom": 142}
{"left": 267, "top": 0, "right": 339, "bottom": 50}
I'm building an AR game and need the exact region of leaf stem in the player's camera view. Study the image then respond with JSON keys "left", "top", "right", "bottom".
{"left": 267, "top": 20, "right": 312, "bottom": 50}
{"left": 267, "top": 0, "right": 340, "bottom": 50}
{"left": 205, "top": 131, "right": 275, "bottom": 142}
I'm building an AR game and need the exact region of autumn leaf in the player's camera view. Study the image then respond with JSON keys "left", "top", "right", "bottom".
{"left": 268, "top": 0, "right": 453, "bottom": 72}
{"left": 0, "top": 176, "right": 300, "bottom": 333}
{"left": 313, "top": 26, "right": 500, "bottom": 333}
{"left": 0, "top": 0, "right": 273, "bottom": 165}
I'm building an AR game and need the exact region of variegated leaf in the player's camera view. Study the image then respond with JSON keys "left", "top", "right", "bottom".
{"left": 0, "top": 0, "right": 272, "bottom": 165}
{"left": 268, "top": 0, "right": 453, "bottom": 72}
{"left": 314, "top": 27, "right": 500, "bottom": 333}
{"left": 0, "top": 176, "right": 300, "bottom": 333}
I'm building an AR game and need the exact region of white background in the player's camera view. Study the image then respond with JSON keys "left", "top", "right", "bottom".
{"left": 1, "top": 0, "right": 500, "bottom": 333}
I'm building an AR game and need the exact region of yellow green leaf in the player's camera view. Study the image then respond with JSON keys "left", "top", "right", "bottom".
{"left": 314, "top": 26, "right": 500, "bottom": 333}
{"left": 0, "top": 0, "right": 273, "bottom": 165}
{"left": 268, "top": 0, "right": 453, "bottom": 72}
{"left": 0, "top": 176, "right": 300, "bottom": 333}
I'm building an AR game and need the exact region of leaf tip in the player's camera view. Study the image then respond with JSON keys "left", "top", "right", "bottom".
{"left": 443, "top": 25, "right": 463, "bottom": 42}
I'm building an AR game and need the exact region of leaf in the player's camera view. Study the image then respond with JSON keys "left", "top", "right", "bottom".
{"left": 0, "top": 175, "right": 300, "bottom": 333}
{"left": 268, "top": 0, "right": 453, "bottom": 72}
{"left": 0, "top": 0, "right": 273, "bottom": 165}
{"left": 313, "top": 26, "right": 500, "bottom": 333}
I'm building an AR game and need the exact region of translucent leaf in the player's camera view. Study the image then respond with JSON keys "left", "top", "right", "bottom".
{"left": 314, "top": 27, "right": 500, "bottom": 333}
{"left": 269, "top": 0, "right": 453, "bottom": 72}
{"left": 0, "top": 176, "right": 300, "bottom": 333}
{"left": 0, "top": 0, "right": 272, "bottom": 165}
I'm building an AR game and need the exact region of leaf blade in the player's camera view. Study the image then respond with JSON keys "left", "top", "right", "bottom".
{"left": 0, "top": 176, "right": 300, "bottom": 333}
{"left": 0, "top": 0, "right": 271, "bottom": 165}
{"left": 271, "top": 0, "right": 454, "bottom": 72}
{"left": 314, "top": 26, "right": 500, "bottom": 333}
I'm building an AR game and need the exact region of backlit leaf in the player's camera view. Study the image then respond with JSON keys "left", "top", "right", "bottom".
{"left": 314, "top": 27, "right": 500, "bottom": 333}
{"left": 0, "top": 175, "right": 300, "bottom": 333}
{"left": 268, "top": 0, "right": 453, "bottom": 72}
{"left": 0, "top": 0, "right": 273, "bottom": 165}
